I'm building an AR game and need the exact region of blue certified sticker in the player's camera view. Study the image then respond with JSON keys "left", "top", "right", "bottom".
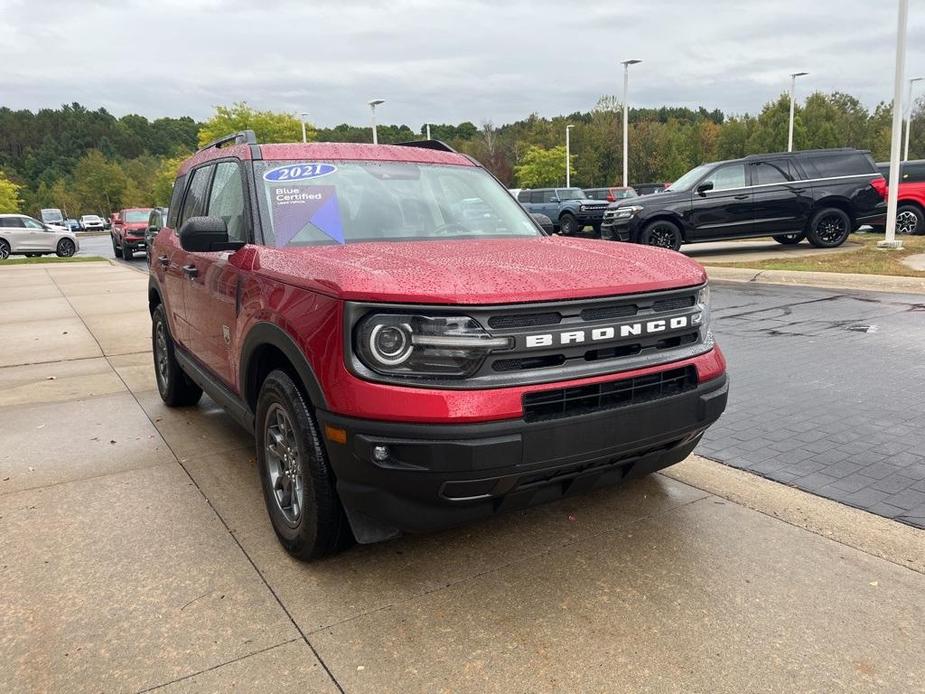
{"left": 263, "top": 162, "right": 337, "bottom": 182}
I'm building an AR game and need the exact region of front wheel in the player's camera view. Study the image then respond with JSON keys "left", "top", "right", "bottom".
{"left": 559, "top": 213, "right": 578, "bottom": 236}
{"left": 255, "top": 370, "right": 352, "bottom": 560}
{"left": 112, "top": 236, "right": 123, "bottom": 258}
{"left": 639, "top": 220, "right": 683, "bottom": 251}
{"left": 773, "top": 233, "right": 805, "bottom": 245}
{"left": 896, "top": 204, "right": 925, "bottom": 235}
{"left": 56, "top": 239, "right": 76, "bottom": 257}
{"left": 806, "top": 208, "right": 851, "bottom": 248}
{"left": 122, "top": 243, "right": 133, "bottom": 260}
{"left": 151, "top": 304, "right": 202, "bottom": 407}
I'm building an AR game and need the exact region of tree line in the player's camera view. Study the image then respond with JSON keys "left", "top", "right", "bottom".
{"left": 1, "top": 92, "right": 923, "bottom": 217}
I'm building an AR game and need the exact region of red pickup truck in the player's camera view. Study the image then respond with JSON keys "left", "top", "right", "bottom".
{"left": 874, "top": 160, "right": 925, "bottom": 234}
{"left": 111, "top": 207, "right": 153, "bottom": 259}
{"left": 148, "top": 131, "right": 728, "bottom": 560}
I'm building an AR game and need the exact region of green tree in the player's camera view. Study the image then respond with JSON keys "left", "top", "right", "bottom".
{"left": 514, "top": 145, "right": 577, "bottom": 187}
{"left": 198, "top": 102, "right": 308, "bottom": 147}
{"left": 0, "top": 169, "right": 22, "bottom": 212}
{"left": 70, "top": 150, "right": 129, "bottom": 215}
{"left": 151, "top": 154, "right": 188, "bottom": 206}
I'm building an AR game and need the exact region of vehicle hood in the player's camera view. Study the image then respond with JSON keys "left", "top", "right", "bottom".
{"left": 123, "top": 223, "right": 147, "bottom": 231}
{"left": 254, "top": 237, "right": 706, "bottom": 304}
{"left": 613, "top": 189, "right": 689, "bottom": 208}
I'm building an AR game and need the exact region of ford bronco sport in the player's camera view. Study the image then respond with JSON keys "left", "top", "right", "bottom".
{"left": 148, "top": 131, "right": 728, "bottom": 560}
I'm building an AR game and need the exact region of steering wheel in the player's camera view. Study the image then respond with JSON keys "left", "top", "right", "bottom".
{"left": 432, "top": 221, "right": 470, "bottom": 236}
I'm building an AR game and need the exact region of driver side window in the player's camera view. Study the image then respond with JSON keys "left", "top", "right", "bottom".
{"left": 22, "top": 218, "right": 45, "bottom": 230}
{"left": 702, "top": 164, "right": 747, "bottom": 191}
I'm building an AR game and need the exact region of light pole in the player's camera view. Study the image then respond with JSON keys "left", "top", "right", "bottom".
{"left": 881, "top": 0, "right": 909, "bottom": 249}
{"left": 426, "top": 124, "right": 432, "bottom": 140}
{"left": 565, "top": 124, "right": 574, "bottom": 187}
{"left": 621, "top": 59, "right": 641, "bottom": 188}
{"left": 300, "top": 112, "right": 309, "bottom": 143}
{"left": 904, "top": 76, "right": 923, "bottom": 161}
{"left": 787, "top": 72, "right": 808, "bottom": 152}
{"left": 368, "top": 99, "right": 385, "bottom": 144}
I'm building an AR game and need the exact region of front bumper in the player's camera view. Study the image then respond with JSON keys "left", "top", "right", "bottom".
{"left": 123, "top": 236, "right": 146, "bottom": 251}
{"left": 317, "top": 372, "right": 728, "bottom": 540}
{"left": 575, "top": 207, "right": 608, "bottom": 224}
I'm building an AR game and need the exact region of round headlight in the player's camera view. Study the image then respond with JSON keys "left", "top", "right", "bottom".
{"left": 369, "top": 324, "right": 412, "bottom": 365}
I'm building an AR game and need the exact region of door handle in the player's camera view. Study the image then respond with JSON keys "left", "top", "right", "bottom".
{"left": 182, "top": 264, "right": 198, "bottom": 279}
{"left": 158, "top": 255, "right": 169, "bottom": 268}
{"left": 733, "top": 194, "right": 749, "bottom": 200}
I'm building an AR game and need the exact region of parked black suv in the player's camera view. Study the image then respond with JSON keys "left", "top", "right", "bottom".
{"left": 602, "top": 149, "right": 887, "bottom": 250}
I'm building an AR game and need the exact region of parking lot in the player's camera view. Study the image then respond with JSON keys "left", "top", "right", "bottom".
{"left": 1, "top": 260, "right": 923, "bottom": 692}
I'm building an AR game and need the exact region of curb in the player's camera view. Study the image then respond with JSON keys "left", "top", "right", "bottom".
{"left": 75, "top": 231, "right": 110, "bottom": 238}
{"left": 704, "top": 265, "right": 925, "bottom": 295}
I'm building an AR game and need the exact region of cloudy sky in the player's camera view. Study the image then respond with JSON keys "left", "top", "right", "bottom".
{"left": 3, "top": 0, "right": 925, "bottom": 127}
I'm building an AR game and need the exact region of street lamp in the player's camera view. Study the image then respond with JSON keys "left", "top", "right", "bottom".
{"left": 621, "top": 59, "right": 642, "bottom": 188}
{"left": 904, "top": 76, "right": 923, "bottom": 161}
{"left": 300, "top": 112, "right": 309, "bottom": 143}
{"left": 565, "top": 124, "right": 574, "bottom": 187}
{"left": 787, "top": 72, "right": 809, "bottom": 152}
{"left": 368, "top": 99, "right": 385, "bottom": 144}
{"left": 880, "top": 0, "right": 909, "bottom": 249}
{"left": 426, "top": 124, "right": 432, "bottom": 140}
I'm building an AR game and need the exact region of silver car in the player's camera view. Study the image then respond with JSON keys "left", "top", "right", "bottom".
{"left": 79, "top": 214, "right": 106, "bottom": 231}
{"left": 0, "top": 214, "right": 80, "bottom": 259}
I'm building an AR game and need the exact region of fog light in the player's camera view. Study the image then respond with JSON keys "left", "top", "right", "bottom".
{"left": 372, "top": 445, "right": 390, "bottom": 462}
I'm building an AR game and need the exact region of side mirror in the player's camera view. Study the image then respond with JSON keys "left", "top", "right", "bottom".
{"left": 696, "top": 182, "right": 714, "bottom": 195}
{"left": 179, "top": 216, "right": 244, "bottom": 253}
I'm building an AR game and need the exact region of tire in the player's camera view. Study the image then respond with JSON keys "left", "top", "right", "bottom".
{"left": 255, "top": 370, "right": 352, "bottom": 560}
{"left": 806, "top": 207, "right": 851, "bottom": 248}
{"left": 559, "top": 213, "right": 578, "bottom": 236}
{"left": 772, "top": 233, "right": 805, "bottom": 245}
{"left": 151, "top": 304, "right": 203, "bottom": 407}
{"left": 896, "top": 204, "right": 925, "bottom": 235}
{"left": 639, "top": 219, "right": 683, "bottom": 251}
{"left": 592, "top": 223, "right": 603, "bottom": 237}
{"left": 56, "top": 238, "right": 76, "bottom": 257}
{"left": 112, "top": 236, "right": 123, "bottom": 258}
{"left": 123, "top": 242, "right": 133, "bottom": 260}
{"left": 0, "top": 240, "right": 10, "bottom": 259}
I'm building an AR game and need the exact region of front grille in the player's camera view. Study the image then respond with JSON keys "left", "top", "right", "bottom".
{"left": 522, "top": 366, "right": 697, "bottom": 421}
{"left": 488, "top": 312, "right": 561, "bottom": 329}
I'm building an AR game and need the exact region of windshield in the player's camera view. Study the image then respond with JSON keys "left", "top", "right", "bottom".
{"left": 124, "top": 210, "right": 151, "bottom": 223}
{"left": 666, "top": 164, "right": 712, "bottom": 192}
{"left": 255, "top": 161, "right": 541, "bottom": 246}
{"left": 41, "top": 209, "right": 64, "bottom": 222}
{"left": 557, "top": 188, "right": 587, "bottom": 201}
{"left": 614, "top": 189, "right": 637, "bottom": 199}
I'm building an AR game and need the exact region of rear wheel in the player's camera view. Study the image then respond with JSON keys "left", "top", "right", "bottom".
{"left": 639, "top": 220, "right": 683, "bottom": 251}
{"left": 0, "top": 240, "right": 10, "bottom": 259}
{"left": 559, "top": 213, "right": 578, "bottom": 236}
{"left": 56, "top": 239, "right": 76, "bottom": 257}
{"left": 896, "top": 204, "right": 925, "bottom": 235}
{"left": 151, "top": 304, "right": 202, "bottom": 407}
{"left": 772, "top": 232, "right": 805, "bottom": 245}
{"left": 806, "top": 208, "right": 851, "bottom": 248}
{"left": 255, "top": 370, "right": 352, "bottom": 560}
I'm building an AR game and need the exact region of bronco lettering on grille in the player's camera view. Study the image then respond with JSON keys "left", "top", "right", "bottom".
{"left": 523, "top": 313, "right": 702, "bottom": 349}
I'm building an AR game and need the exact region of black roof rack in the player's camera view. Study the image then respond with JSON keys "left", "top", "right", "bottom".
{"left": 394, "top": 139, "right": 457, "bottom": 153}
{"left": 198, "top": 130, "right": 258, "bottom": 152}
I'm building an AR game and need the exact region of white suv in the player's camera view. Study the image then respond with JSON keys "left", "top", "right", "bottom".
{"left": 0, "top": 214, "right": 80, "bottom": 259}
{"left": 79, "top": 214, "right": 106, "bottom": 231}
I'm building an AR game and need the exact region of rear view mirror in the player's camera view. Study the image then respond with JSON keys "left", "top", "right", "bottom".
{"left": 178, "top": 216, "right": 244, "bottom": 253}
{"left": 696, "top": 182, "right": 714, "bottom": 195}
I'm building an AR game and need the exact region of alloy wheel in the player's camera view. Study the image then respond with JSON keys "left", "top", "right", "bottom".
{"left": 896, "top": 210, "right": 918, "bottom": 235}
{"left": 815, "top": 214, "right": 847, "bottom": 245}
{"left": 264, "top": 403, "right": 304, "bottom": 525}
{"left": 154, "top": 319, "right": 170, "bottom": 392}
{"left": 58, "top": 240, "right": 75, "bottom": 257}
{"left": 0, "top": 242, "right": 9, "bottom": 260}
{"left": 645, "top": 225, "right": 679, "bottom": 249}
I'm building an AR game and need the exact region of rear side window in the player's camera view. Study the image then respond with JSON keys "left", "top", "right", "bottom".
{"left": 167, "top": 175, "right": 186, "bottom": 228}
{"left": 179, "top": 166, "right": 213, "bottom": 227}
{"left": 802, "top": 152, "right": 875, "bottom": 178}
{"left": 207, "top": 162, "right": 248, "bottom": 243}
{"left": 901, "top": 161, "right": 925, "bottom": 182}
{"left": 529, "top": 191, "right": 544, "bottom": 204}
{"left": 0, "top": 216, "right": 25, "bottom": 228}
{"left": 752, "top": 160, "right": 793, "bottom": 185}
{"left": 541, "top": 190, "right": 558, "bottom": 203}
{"left": 517, "top": 190, "right": 530, "bottom": 202}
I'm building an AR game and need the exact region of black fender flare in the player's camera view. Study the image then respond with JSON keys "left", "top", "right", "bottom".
{"left": 239, "top": 322, "right": 327, "bottom": 410}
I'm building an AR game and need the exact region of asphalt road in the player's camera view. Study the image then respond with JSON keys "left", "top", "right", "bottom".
{"left": 700, "top": 281, "right": 925, "bottom": 528}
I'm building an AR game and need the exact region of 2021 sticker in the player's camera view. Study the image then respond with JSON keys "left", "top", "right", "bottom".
{"left": 263, "top": 163, "right": 337, "bottom": 182}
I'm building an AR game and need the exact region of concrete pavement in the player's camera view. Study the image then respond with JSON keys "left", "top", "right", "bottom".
{"left": 1, "top": 261, "right": 923, "bottom": 692}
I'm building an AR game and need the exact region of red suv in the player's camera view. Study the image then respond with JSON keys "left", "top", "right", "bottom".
{"left": 112, "top": 207, "right": 154, "bottom": 259}
{"left": 874, "top": 160, "right": 925, "bottom": 235}
{"left": 148, "top": 131, "right": 728, "bottom": 560}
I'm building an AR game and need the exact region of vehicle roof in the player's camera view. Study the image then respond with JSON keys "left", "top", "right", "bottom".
{"left": 702, "top": 148, "right": 872, "bottom": 169}
{"left": 120, "top": 207, "right": 153, "bottom": 212}
{"left": 178, "top": 141, "right": 476, "bottom": 176}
